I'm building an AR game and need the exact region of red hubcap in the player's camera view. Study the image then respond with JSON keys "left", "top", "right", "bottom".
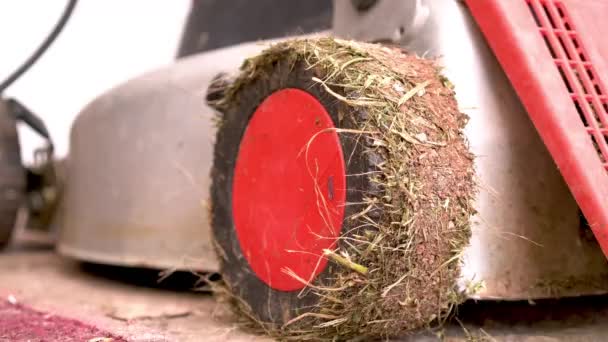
{"left": 232, "top": 88, "right": 346, "bottom": 291}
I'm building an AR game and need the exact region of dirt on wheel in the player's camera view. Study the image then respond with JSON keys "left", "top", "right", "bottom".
{"left": 209, "top": 37, "right": 476, "bottom": 341}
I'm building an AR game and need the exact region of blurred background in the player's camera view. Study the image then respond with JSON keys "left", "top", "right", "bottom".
{"left": 0, "top": 1, "right": 190, "bottom": 164}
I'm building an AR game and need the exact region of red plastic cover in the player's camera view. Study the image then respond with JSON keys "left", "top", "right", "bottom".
{"left": 466, "top": 0, "right": 608, "bottom": 256}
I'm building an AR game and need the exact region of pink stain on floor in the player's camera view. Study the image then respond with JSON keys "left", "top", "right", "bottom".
{"left": 0, "top": 301, "right": 126, "bottom": 342}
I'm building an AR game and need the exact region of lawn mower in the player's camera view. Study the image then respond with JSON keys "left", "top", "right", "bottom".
{"left": 1, "top": 0, "right": 607, "bottom": 340}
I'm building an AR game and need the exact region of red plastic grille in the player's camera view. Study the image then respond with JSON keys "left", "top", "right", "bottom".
{"left": 527, "top": 0, "right": 608, "bottom": 171}
{"left": 466, "top": 0, "right": 608, "bottom": 257}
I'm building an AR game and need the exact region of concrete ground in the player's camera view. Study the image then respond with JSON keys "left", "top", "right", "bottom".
{"left": 0, "top": 231, "right": 269, "bottom": 342}
{"left": 2, "top": 230, "right": 608, "bottom": 341}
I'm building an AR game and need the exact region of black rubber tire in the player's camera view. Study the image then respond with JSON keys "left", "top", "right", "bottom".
{"left": 0, "top": 106, "right": 26, "bottom": 248}
{"left": 211, "top": 59, "right": 377, "bottom": 324}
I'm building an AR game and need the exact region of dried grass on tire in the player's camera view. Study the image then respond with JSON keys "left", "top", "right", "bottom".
{"left": 210, "top": 37, "right": 476, "bottom": 341}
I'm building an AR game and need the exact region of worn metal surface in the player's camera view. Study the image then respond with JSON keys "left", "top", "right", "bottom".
{"left": 57, "top": 42, "right": 280, "bottom": 271}
{"left": 334, "top": 0, "right": 608, "bottom": 299}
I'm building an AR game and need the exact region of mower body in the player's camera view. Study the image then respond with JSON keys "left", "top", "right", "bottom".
{"left": 57, "top": 0, "right": 608, "bottom": 303}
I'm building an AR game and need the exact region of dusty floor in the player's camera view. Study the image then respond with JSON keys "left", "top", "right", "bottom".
{"left": 0, "top": 232, "right": 269, "bottom": 342}
{"left": 2, "top": 232, "right": 608, "bottom": 341}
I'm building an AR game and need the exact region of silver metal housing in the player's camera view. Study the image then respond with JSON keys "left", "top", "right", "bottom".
{"left": 57, "top": 42, "right": 273, "bottom": 271}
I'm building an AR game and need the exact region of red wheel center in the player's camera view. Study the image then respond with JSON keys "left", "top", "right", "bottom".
{"left": 232, "top": 88, "right": 346, "bottom": 291}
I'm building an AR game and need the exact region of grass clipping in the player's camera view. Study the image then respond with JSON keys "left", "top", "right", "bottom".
{"left": 213, "top": 37, "right": 475, "bottom": 340}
